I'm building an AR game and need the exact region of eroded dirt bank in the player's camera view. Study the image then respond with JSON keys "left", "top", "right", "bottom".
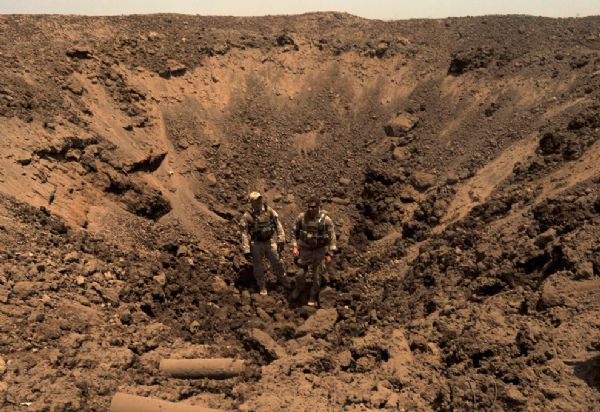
{"left": 0, "top": 13, "right": 599, "bottom": 411}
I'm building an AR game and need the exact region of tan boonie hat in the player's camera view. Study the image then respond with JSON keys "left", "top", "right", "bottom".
{"left": 248, "top": 191, "right": 262, "bottom": 201}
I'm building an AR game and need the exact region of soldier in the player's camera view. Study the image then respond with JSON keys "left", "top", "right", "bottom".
{"left": 291, "top": 195, "right": 337, "bottom": 306}
{"left": 240, "top": 191, "right": 288, "bottom": 295}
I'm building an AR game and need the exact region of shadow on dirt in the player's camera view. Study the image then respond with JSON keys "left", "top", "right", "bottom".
{"left": 573, "top": 354, "right": 600, "bottom": 391}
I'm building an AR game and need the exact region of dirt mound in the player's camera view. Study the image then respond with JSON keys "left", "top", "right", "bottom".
{"left": 0, "top": 13, "right": 599, "bottom": 411}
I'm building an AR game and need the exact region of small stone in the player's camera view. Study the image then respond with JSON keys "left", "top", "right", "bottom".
{"left": 392, "top": 146, "right": 407, "bottom": 161}
{"left": 271, "top": 192, "right": 283, "bottom": 203}
{"left": 119, "top": 310, "right": 132, "bottom": 326}
{"left": 331, "top": 197, "right": 350, "bottom": 205}
{"left": 339, "top": 177, "right": 351, "bottom": 186}
{"left": 410, "top": 172, "right": 436, "bottom": 191}
{"left": 384, "top": 113, "right": 418, "bottom": 137}
{"left": 65, "top": 78, "right": 85, "bottom": 96}
{"left": 0, "top": 356, "right": 6, "bottom": 376}
{"left": 176, "top": 245, "right": 189, "bottom": 257}
{"left": 64, "top": 251, "right": 80, "bottom": 263}
{"left": 153, "top": 273, "right": 167, "bottom": 286}
{"left": 193, "top": 157, "right": 208, "bottom": 172}
{"left": 575, "top": 261, "right": 594, "bottom": 279}
{"left": 504, "top": 385, "right": 528, "bottom": 405}
{"left": 213, "top": 276, "right": 228, "bottom": 292}
{"left": 0, "top": 288, "right": 8, "bottom": 304}
{"left": 337, "top": 350, "right": 352, "bottom": 369}
{"left": 534, "top": 228, "right": 556, "bottom": 248}
{"left": 445, "top": 172, "right": 459, "bottom": 185}
{"left": 539, "top": 278, "right": 563, "bottom": 309}
{"left": 75, "top": 276, "right": 86, "bottom": 286}
{"left": 206, "top": 173, "right": 217, "bottom": 186}
{"left": 66, "top": 47, "right": 92, "bottom": 59}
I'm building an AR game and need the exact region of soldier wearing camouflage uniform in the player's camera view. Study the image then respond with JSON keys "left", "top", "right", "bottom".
{"left": 240, "top": 192, "right": 288, "bottom": 295}
{"left": 292, "top": 195, "right": 337, "bottom": 306}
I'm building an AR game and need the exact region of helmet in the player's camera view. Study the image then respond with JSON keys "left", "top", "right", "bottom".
{"left": 248, "top": 191, "right": 262, "bottom": 201}
{"left": 306, "top": 195, "right": 320, "bottom": 208}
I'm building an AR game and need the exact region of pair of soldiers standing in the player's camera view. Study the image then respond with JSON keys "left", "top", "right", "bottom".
{"left": 239, "top": 191, "right": 337, "bottom": 307}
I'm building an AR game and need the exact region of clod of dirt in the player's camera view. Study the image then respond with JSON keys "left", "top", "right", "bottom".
{"left": 297, "top": 308, "right": 338, "bottom": 337}
{"left": 244, "top": 328, "right": 286, "bottom": 362}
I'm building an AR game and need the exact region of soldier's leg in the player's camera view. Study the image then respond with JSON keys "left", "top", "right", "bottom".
{"left": 266, "top": 241, "right": 288, "bottom": 287}
{"left": 291, "top": 266, "right": 306, "bottom": 299}
{"left": 292, "top": 248, "right": 310, "bottom": 299}
{"left": 308, "top": 249, "right": 327, "bottom": 304}
{"left": 251, "top": 242, "right": 266, "bottom": 291}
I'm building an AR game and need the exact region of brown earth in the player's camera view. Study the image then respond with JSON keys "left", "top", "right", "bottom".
{"left": 0, "top": 12, "right": 599, "bottom": 411}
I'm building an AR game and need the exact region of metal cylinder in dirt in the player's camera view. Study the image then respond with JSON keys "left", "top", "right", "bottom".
{"left": 109, "top": 393, "right": 223, "bottom": 412}
{"left": 159, "top": 358, "right": 245, "bottom": 379}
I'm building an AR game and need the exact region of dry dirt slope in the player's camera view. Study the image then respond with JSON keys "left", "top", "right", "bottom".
{"left": 0, "top": 12, "right": 599, "bottom": 411}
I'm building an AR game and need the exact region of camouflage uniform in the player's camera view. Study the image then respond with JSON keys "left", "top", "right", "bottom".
{"left": 240, "top": 202, "right": 287, "bottom": 292}
{"left": 292, "top": 209, "right": 337, "bottom": 304}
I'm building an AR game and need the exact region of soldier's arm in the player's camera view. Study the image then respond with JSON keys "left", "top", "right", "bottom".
{"left": 292, "top": 214, "right": 302, "bottom": 249}
{"left": 270, "top": 208, "right": 286, "bottom": 244}
{"left": 239, "top": 214, "right": 251, "bottom": 254}
{"left": 324, "top": 215, "right": 337, "bottom": 253}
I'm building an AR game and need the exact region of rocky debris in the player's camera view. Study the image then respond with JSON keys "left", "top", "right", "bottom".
{"left": 297, "top": 308, "right": 338, "bottom": 337}
{"left": 384, "top": 113, "right": 418, "bottom": 137}
{"left": 447, "top": 46, "right": 511, "bottom": 75}
{"left": 159, "top": 59, "right": 187, "bottom": 79}
{"left": 276, "top": 34, "right": 295, "bottom": 47}
{"left": 245, "top": 328, "right": 286, "bottom": 361}
{"left": 66, "top": 47, "right": 92, "bottom": 59}
{"left": 0, "top": 356, "right": 6, "bottom": 376}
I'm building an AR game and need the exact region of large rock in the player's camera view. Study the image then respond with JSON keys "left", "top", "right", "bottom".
{"left": 246, "top": 329, "right": 286, "bottom": 361}
{"left": 384, "top": 113, "right": 418, "bottom": 137}
{"left": 410, "top": 172, "right": 436, "bottom": 191}
{"left": 297, "top": 308, "right": 338, "bottom": 337}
